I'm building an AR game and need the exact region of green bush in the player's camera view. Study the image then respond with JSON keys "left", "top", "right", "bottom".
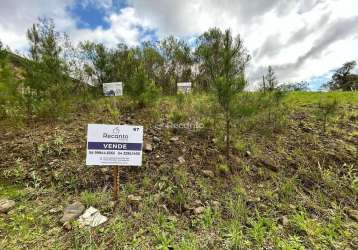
{"left": 0, "top": 47, "right": 25, "bottom": 123}
{"left": 125, "top": 65, "right": 160, "bottom": 108}
{"left": 316, "top": 98, "right": 339, "bottom": 133}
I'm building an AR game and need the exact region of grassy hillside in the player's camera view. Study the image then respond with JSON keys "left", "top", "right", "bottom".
{"left": 0, "top": 91, "right": 357, "bottom": 249}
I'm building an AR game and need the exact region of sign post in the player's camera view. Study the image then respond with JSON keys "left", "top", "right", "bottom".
{"left": 86, "top": 124, "right": 143, "bottom": 201}
{"left": 112, "top": 166, "right": 120, "bottom": 201}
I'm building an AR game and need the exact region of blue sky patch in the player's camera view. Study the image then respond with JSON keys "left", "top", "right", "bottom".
{"left": 139, "top": 27, "right": 158, "bottom": 43}
{"left": 67, "top": 0, "right": 129, "bottom": 30}
{"left": 308, "top": 73, "right": 332, "bottom": 91}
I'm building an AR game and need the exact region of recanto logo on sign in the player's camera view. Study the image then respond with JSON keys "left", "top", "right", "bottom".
{"left": 103, "top": 133, "right": 129, "bottom": 139}
{"left": 102, "top": 127, "right": 129, "bottom": 140}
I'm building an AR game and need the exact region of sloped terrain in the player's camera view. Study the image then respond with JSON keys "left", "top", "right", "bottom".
{"left": 0, "top": 92, "right": 357, "bottom": 249}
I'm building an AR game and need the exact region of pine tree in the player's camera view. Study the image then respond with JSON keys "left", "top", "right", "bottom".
{"left": 199, "top": 29, "right": 250, "bottom": 163}
{"left": 266, "top": 65, "right": 278, "bottom": 91}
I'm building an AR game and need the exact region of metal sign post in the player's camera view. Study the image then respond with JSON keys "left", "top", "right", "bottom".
{"left": 112, "top": 166, "right": 120, "bottom": 201}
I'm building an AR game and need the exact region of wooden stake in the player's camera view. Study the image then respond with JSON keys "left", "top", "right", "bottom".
{"left": 112, "top": 166, "right": 120, "bottom": 201}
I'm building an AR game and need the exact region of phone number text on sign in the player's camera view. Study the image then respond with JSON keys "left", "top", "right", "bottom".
{"left": 86, "top": 124, "right": 143, "bottom": 166}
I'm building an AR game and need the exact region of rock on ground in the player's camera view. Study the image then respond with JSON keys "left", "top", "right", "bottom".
{"left": 257, "top": 158, "right": 279, "bottom": 172}
{"left": 194, "top": 206, "right": 205, "bottom": 215}
{"left": 0, "top": 199, "right": 15, "bottom": 213}
{"left": 170, "top": 136, "right": 179, "bottom": 142}
{"left": 78, "top": 207, "right": 108, "bottom": 228}
{"left": 60, "top": 201, "right": 85, "bottom": 223}
{"left": 279, "top": 215, "right": 289, "bottom": 226}
{"left": 144, "top": 142, "right": 153, "bottom": 152}
{"left": 153, "top": 136, "right": 161, "bottom": 143}
{"left": 127, "top": 195, "right": 142, "bottom": 203}
{"left": 347, "top": 209, "right": 358, "bottom": 222}
{"left": 178, "top": 156, "right": 185, "bottom": 164}
{"left": 202, "top": 170, "right": 215, "bottom": 178}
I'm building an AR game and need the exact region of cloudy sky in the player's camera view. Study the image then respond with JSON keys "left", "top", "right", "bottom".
{"left": 1, "top": 0, "right": 358, "bottom": 89}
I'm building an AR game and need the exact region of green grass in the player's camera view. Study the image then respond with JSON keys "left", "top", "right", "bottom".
{"left": 1, "top": 91, "right": 357, "bottom": 249}
{"left": 283, "top": 91, "right": 358, "bottom": 106}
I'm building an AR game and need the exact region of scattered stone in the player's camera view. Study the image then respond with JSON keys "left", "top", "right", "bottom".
{"left": 153, "top": 136, "right": 161, "bottom": 143}
{"left": 170, "top": 136, "right": 179, "bottom": 142}
{"left": 347, "top": 209, "right": 358, "bottom": 222}
{"left": 63, "top": 223, "right": 72, "bottom": 230}
{"left": 212, "top": 201, "right": 220, "bottom": 208}
{"left": 60, "top": 201, "right": 85, "bottom": 224}
{"left": 178, "top": 156, "right": 186, "bottom": 164}
{"left": 104, "top": 174, "right": 111, "bottom": 181}
{"left": 302, "top": 127, "right": 313, "bottom": 133}
{"left": 202, "top": 170, "right": 215, "bottom": 178}
{"left": 127, "top": 195, "right": 142, "bottom": 203}
{"left": 144, "top": 142, "right": 153, "bottom": 152}
{"left": 194, "top": 206, "right": 205, "bottom": 215}
{"left": 279, "top": 215, "right": 289, "bottom": 226}
{"left": 49, "top": 207, "right": 62, "bottom": 214}
{"left": 257, "top": 158, "right": 279, "bottom": 172}
{"left": 78, "top": 207, "right": 108, "bottom": 228}
{"left": 4, "top": 132, "right": 13, "bottom": 137}
{"left": 251, "top": 165, "right": 258, "bottom": 172}
{"left": 245, "top": 151, "right": 252, "bottom": 157}
{"left": 0, "top": 199, "right": 15, "bottom": 213}
{"left": 247, "top": 197, "right": 261, "bottom": 203}
{"left": 194, "top": 200, "right": 202, "bottom": 206}
{"left": 289, "top": 204, "right": 296, "bottom": 210}
{"left": 100, "top": 167, "right": 110, "bottom": 174}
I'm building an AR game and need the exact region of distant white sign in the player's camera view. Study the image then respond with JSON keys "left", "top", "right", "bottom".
{"left": 86, "top": 124, "right": 143, "bottom": 166}
{"left": 177, "top": 82, "right": 192, "bottom": 94}
{"left": 103, "top": 82, "right": 123, "bottom": 96}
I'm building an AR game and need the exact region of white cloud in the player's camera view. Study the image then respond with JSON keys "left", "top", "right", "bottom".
{"left": 1, "top": 0, "right": 357, "bottom": 88}
{"left": 69, "top": 7, "right": 149, "bottom": 47}
{"left": 0, "top": 0, "right": 74, "bottom": 52}
{"left": 129, "top": 0, "right": 358, "bottom": 87}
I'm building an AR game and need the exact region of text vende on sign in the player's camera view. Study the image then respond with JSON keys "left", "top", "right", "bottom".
{"left": 86, "top": 124, "right": 143, "bottom": 166}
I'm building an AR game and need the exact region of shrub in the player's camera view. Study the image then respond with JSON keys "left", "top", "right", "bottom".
{"left": 316, "top": 98, "right": 339, "bottom": 133}
{"left": 125, "top": 65, "right": 160, "bottom": 108}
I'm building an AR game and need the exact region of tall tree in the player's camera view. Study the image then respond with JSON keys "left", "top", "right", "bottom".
{"left": 266, "top": 65, "right": 278, "bottom": 91}
{"left": 25, "top": 18, "right": 70, "bottom": 92}
{"left": 24, "top": 18, "right": 72, "bottom": 119}
{"left": 325, "top": 61, "right": 358, "bottom": 91}
{"left": 0, "top": 43, "right": 22, "bottom": 119}
{"left": 80, "top": 41, "right": 114, "bottom": 85}
{"left": 141, "top": 41, "right": 164, "bottom": 86}
{"left": 159, "top": 36, "right": 193, "bottom": 94}
{"left": 197, "top": 28, "right": 250, "bottom": 163}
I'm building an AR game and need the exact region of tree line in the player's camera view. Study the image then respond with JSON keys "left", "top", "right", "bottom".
{"left": 1, "top": 18, "right": 355, "bottom": 165}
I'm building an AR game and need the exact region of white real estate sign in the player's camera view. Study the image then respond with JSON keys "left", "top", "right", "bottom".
{"left": 177, "top": 82, "right": 192, "bottom": 94}
{"left": 86, "top": 124, "right": 143, "bottom": 166}
{"left": 103, "top": 82, "right": 123, "bottom": 96}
